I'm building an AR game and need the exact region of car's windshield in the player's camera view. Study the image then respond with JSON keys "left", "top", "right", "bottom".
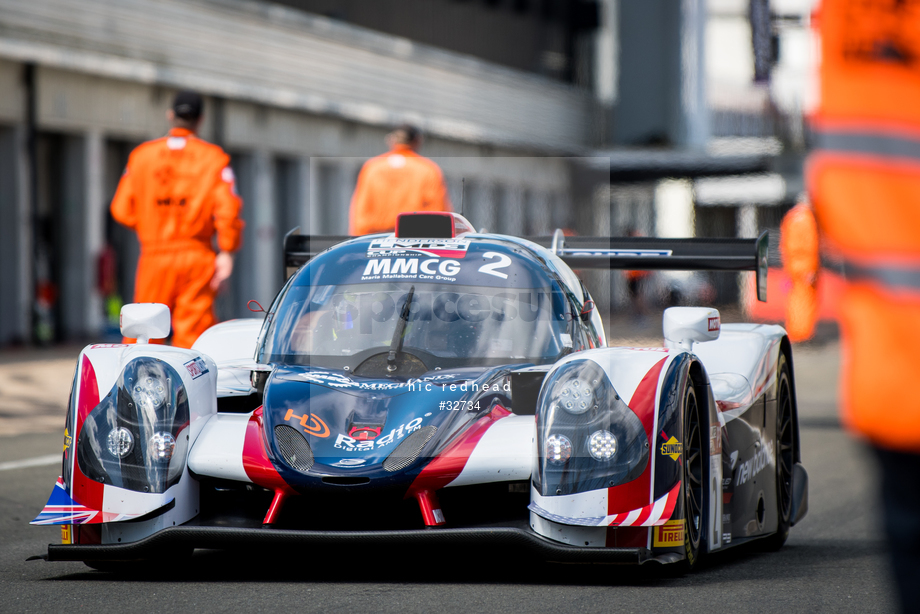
{"left": 261, "top": 281, "right": 572, "bottom": 370}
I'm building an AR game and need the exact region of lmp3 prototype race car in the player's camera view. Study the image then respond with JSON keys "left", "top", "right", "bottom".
{"left": 33, "top": 212, "right": 807, "bottom": 570}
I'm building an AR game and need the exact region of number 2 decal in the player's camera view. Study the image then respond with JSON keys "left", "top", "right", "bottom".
{"left": 479, "top": 252, "right": 511, "bottom": 279}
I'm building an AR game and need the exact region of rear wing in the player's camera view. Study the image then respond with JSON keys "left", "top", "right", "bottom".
{"left": 535, "top": 230, "right": 769, "bottom": 302}
{"left": 283, "top": 228, "right": 770, "bottom": 302}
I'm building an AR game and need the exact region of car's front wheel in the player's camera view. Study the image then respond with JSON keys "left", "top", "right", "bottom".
{"left": 682, "top": 378, "right": 704, "bottom": 570}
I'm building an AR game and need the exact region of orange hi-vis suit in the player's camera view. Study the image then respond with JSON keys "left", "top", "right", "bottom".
{"left": 110, "top": 127, "right": 244, "bottom": 348}
{"left": 808, "top": 0, "right": 920, "bottom": 452}
{"left": 779, "top": 202, "right": 820, "bottom": 343}
{"left": 349, "top": 144, "right": 452, "bottom": 235}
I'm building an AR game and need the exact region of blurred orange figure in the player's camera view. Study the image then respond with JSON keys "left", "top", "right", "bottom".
{"left": 111, "top": 90, "right": 244, "bottom": 348}
{"left": 809, "top": 1, "right": 920, "bottom": 608}
{"left": 349, "top": 124, "right": 452, "bottom": 235}
{"left": 778, "top": 201, "right": 819, "bottom": 342}
{"left": 810, "top": 0, "right": 920, "bottom": 451}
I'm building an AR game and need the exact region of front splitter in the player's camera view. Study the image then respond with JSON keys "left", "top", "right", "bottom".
{"left": 44, "top": 526, "right": 653, "bottom": 564}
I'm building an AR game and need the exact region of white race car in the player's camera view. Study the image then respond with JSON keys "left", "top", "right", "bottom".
{"left": 33, "top": 212, "right": 807, "bottom": 571}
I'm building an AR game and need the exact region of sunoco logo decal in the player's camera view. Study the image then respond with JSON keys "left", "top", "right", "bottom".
{"left": 660, "top": 434, "right": 683, "bottom": 461}
{"left": 367, "top": 238, "right": 470, "bottom": 259}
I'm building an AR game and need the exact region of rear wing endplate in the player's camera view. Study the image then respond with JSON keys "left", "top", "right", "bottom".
{"left": 282, "top": 228, "right": 770, "bottom": 302}
{"left": 283, "top": 229, "right": 351, "bottom": 279}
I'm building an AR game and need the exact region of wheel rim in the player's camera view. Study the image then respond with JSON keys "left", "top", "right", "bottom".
{"left": 777, "top": 370, "right": 794, "bottom": 522}
{"left": 684, "top": 385, "right": 703, "bottom": 548}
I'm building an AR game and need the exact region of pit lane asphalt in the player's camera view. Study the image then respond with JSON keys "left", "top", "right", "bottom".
{"left": 0, "top": 339, "right": 897, "bottom": 613}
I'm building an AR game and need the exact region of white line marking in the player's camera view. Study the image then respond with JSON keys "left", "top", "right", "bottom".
{"left": 0, "top": 454, "right": 60, "bottom": 471}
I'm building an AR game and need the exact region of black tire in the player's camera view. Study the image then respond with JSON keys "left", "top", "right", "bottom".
{"left": 761, "top": 353, "right": 794, "bottom": 551}
{"left": 682, "top": 380, "right": 704, "bottom": 570}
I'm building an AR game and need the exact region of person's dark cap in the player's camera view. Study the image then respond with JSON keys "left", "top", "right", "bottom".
{"left": 173, "top": 90, "right": 203, "bottom": 120}
{"left": 393, "top": 123, "right": 421, "bottom": 143}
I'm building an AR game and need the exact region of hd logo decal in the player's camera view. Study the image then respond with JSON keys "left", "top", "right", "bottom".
{"left": 284, "top": 409, "right": 330, "bottom": 438}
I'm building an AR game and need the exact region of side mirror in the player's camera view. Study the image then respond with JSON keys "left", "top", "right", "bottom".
{"left": 663, "top": 307, "right": 720, "bottom": 352}
{"left": 121, "top": 303, "right": 171, "bottom": 343}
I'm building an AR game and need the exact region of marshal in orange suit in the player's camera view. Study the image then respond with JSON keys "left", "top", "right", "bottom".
{"left": 111, "top": 90, "right": 244, "bottom": 348}
{"left": 807, "top": 1, "right": 920, "bottom": 608}
{"left": 349, "top": 124, "right": 452, "bottom": 236}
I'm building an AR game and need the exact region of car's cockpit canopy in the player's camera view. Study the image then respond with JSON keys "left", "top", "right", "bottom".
{"left": 256, "top": 237, "right": 579, "bottom": 373}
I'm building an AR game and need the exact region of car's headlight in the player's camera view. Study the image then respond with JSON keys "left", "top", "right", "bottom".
{"left": 545, "top": 434, "right": 573, "bottom": 464}
{"left": 106, "top": 427, "right": 135, "bottom": 459}
{"left": 556, "top": 376, "right": 598, "bottom": 414}
{"left": 77, "top": 358, "right": 189, "bottom": 494}
{"left": 150, "top": 431, "right": 177, "bottom": 462}
{"left": 587, "top": 430, "right": 617, "bottom": 461}
{"left": 535, "top": 360, "right": 649, "bottom": 496}
{"left": 133, "top": 376, "right": 168, "bottom": 412}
